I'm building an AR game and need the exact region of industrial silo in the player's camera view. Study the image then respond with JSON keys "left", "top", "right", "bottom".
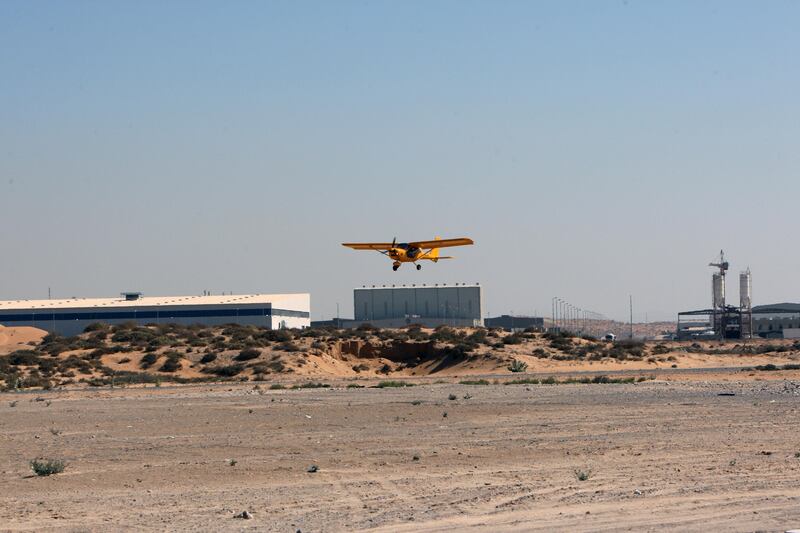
{"left": 712, "top": 273, "right": 725, "bottom": 309}
{"left": 739, "top": 269, "right": 752, "bottom": 309}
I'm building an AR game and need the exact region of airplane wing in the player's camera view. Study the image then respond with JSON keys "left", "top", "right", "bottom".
{"left": 409, "top": 238, "right": 474, "bottom": 249}
{"left": 342, "top": 242, "right": 394, "bottom": 251}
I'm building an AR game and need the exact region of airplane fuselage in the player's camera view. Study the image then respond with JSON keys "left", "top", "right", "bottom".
{"left": 342, "top": 236, "right": 471, "bottom": 271}
{"left": 387, "top": 245, "right": 421, "bottom": 262}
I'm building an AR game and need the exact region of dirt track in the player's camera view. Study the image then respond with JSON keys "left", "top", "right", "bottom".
{"left": 2, "top": 378, "right": 800, "bottom": 532}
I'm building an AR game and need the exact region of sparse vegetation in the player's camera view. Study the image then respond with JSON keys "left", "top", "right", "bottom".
{"left": 291, "top": 382, "right": 330, "bottom": 389}
{"left": 158, "top": 352, "right": 182, "bottom": 372}
{"left": 753, "top": 363, "right": 800, "bottom": 371}
{"left": 30, "top": 458, "right": 66, "bottom": 476}
{"left": 200, "top": 353, "right": 218, "bottom": 364}
{"left": 3, "top": 322, "right": 798, "bottom": 390}
{"left": 235, "top": 348, "right": 261, "bottom": 361}
{"left": 505, "top": 378, "right": 540, "bottom": 385}
{"left": 376, "top": 381, "right": 414, "bottom": 388}
{"left": 574, "top": 468, "right": 591, "bottom": 481}
{"left": 139, "top": 353, "right": 158, "bottom": 369}
{"left": 204, "top": 364, "right": 245, "bottom": 377}
{"left": 459, "top": 379, "right": 490, "bottom": 385}
{"left": 508, "top": 359, "right": 528, "bottom": 372}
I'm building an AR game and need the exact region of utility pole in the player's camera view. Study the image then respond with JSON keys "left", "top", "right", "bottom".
{"left": 629, "top": 295, "right": 634, "bottom": 339}
{"left": 555, "top": 298, "right": 560, "bottom": 332}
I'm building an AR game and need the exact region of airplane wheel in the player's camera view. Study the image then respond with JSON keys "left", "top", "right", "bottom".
{"left": 392, "top": 265, "right": 399, "bottom": 271}
{"left": 416, "top": 264, "right": 422, "bottom": 271}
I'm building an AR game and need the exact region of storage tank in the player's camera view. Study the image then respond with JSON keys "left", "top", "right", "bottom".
{"left": 712, "top": 273, "right": 725, "bottom": 309}
{"left": 740, "top": 269, "right": 752, "bottom": 309}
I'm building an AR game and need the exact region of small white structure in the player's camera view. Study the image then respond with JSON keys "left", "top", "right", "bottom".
{"left": 0, "top": 293, "right": 310, "bottom": 336}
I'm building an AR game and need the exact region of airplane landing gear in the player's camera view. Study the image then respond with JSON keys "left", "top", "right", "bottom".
{"left": 416, "top": 264, "right": 422, "bottom": 271}
{"left": 392, "top": 262, "right": 400, "bottom": 271}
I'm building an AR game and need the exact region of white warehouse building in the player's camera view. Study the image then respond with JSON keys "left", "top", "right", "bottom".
{"left": 0, "top": 292, "right": 310, "bottom": 336}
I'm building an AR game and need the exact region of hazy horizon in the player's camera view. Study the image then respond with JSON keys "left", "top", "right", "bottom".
{"left": 2, "top": 1, "right": 798, "bottom": 322}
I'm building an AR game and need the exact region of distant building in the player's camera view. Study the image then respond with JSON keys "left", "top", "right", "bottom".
{"left": 484, "top": 315, "right": 543, "bottom": 331}
{"left": 0, "top": 292, "right": 310, "bottom": 336}
{"left": 343, "top": 284, "right": 483, "bottom": 328}
{"left": 752, "top": 303, "right": 800, "bottom": 338}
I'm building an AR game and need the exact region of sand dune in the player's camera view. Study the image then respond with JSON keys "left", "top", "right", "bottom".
{"left": 0, "top": 326, "right": 47, "bottom": 355}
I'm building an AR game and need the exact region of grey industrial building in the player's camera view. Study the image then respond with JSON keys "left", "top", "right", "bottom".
{"left": 346, "top": 284, "right": 483, "bottom": 328}
{"left": 751, "top": 303, "right": 800, "bottom": 338}
{"left": 0, "top": 292, "right": 311, "bottom": 336}
{"left": 484, "top": 315, "right": 544, "bottom": 331}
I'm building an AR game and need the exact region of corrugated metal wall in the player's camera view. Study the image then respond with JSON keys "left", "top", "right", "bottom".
{"left": 354, "top": 286, "right": 482, "bottom": 321}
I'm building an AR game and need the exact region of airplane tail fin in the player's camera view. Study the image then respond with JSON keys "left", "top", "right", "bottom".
{"left": 427, "top": 237, "right": 448, "bottom": 262}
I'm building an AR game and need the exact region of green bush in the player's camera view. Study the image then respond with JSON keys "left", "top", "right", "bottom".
{"left": 205, "top": 364, "right": 245, "bottom": 377}
{"left": 459, "top": 379, "right": 490, "bottom": 385}
{"left": 139, "top": 353, "right": 158, "bottom": 369}
{"left": 574, "top": 469, "right": 591, "bottom": 481}
{"left": 235, "top": 348, "right": 261, "bottom": 361}
{"left": 200, "top": 352, "right": 218, "bottom": 364}
{"left": 30, "top": 458, "right": 66, "bottom": 476}
{"left": 443, "top": 344, "right": 474, "bottom": 358}
{"left": 8, "top": 350, "right": 42, "bottom": 366}
{"left": 504, "top": 378, "right": 539, "bottom": 385}
{"left": 508, "top": 359, "right": 528, "bottom": 373}
{"left": 430, "top": 326, "right": 462, "bottom": 343}
{"left": 259, "top": 329, "right": 293, "bottom": 342}
{"left": 159, "top": 354, "right": 182, "bottom": 372}
{"left": 376, "top": 381, "right": 414, "bottom": 388}
{"left": 276, "top": 341, "right": 301, "bottom": 352}
{"left": 291, "top": 382, "right": 330, "bottom": 389}
{"left": 466, "top": 329, "right": 488, "bottom": 344}
{"left": 502, "top": 333, "right": 525, "bottom": 345}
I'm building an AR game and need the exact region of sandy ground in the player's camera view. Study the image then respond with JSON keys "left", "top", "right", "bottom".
{"left": 2, "top": 377, "right": 800, "bottom": 532}
{"left": 0, "top": 326, "right": 46, "bottom": 355}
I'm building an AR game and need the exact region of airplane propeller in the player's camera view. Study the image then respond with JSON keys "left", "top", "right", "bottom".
{"left": 391, "top": 237, "right": 396, "bottom": 248}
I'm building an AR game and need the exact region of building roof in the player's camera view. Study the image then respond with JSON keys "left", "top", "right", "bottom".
{"left": 0, "top": 293, "right": 309, "bottom": 311}
{"left": 355, "top": 284, "right": 481, "bottom": 290}
{"left": 752, "top": 303, "right": 800, "bottom": 313}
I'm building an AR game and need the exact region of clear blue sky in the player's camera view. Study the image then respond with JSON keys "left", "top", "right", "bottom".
{"left": 1, "top": 1, "right": 798, "bottom": 321}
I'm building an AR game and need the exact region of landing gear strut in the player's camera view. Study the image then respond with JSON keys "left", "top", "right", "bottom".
{"left": 416, "top": 264, "right": 422, "bottom": 271}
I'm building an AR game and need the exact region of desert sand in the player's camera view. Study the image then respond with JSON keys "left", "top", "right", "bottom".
{"left": 2, "top": 324, "right": 800, "bottom": 531}
{"left": 1, "top": 379, "right": 800, "bottom": 532}
{"left": 0, "top": 326, "right": 46, "bottom": 355}
{"left": 0, "top": 380, "right": 800, "bottom": 531}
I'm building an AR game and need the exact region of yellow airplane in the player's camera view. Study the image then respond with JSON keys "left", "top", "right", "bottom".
{"left": 342, "top": 236, "right": 474, "bottom": 271}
